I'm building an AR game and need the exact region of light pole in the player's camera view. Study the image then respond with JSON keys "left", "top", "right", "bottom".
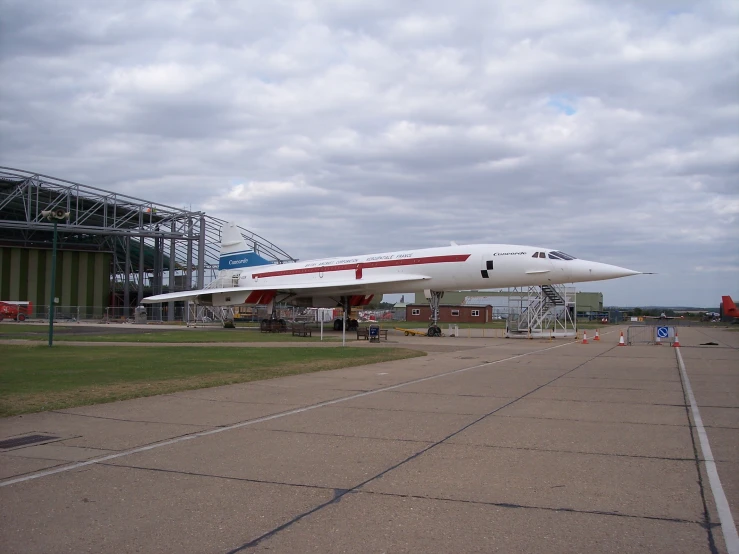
{"left": 43, "top": 208, "right": 69, "bottom": 347}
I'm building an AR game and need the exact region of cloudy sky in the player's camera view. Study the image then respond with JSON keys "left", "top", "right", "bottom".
{"left": 1, "top": 0, "right": 737, "bottom": 307}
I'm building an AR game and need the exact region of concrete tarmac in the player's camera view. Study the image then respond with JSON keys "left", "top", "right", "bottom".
{"left": 1, "top": 326, "right": 737, "bottom": 553}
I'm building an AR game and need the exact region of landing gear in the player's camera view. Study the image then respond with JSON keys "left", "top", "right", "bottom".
{"left": 336, "top": 296, "right": 360, "bottom": 346}
{"left": 333, "top": 296, "right": 359, "bottom": 332}
{"left": 333, "top": 318, "right": 358, "bottom": 331}
{"left": 425, "top": 290, "right": 444, "bottom": 338}
{"left": 427, "top": 325, "right": 442, "bottom": 337}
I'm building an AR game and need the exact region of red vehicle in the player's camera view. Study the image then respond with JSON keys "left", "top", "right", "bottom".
{"left": 0, "top": 301, "right": 32, "bottom": 322}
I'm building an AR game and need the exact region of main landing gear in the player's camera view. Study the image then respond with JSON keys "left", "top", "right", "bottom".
{"left": 333, "top": 296, "right": 358, "bottom": 332}
{"left": 426, "top": 290, "right": 443, "bottom": 337}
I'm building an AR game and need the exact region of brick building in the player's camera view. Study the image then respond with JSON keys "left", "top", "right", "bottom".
{"left": 406, "top": 304, "right": 493, "bottom": 324}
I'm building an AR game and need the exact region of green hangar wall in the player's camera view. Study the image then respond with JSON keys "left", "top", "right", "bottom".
{"left": 0, "top": 247, "right": 111, "bottom": 308}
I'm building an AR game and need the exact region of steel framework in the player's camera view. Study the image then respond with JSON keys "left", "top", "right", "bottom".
{"left": 505, "top": 285, "right": 577, "bottom": 338}
{"left": 0, "top": 167, "right": 296, "bottom": 318}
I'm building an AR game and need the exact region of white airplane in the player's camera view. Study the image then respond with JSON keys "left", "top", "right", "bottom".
{"left": 142, "top": 222, "right": 642, "bottom": 334}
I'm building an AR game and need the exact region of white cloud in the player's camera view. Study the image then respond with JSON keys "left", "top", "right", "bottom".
{"left": 109, "top": 63, "right": 223, "bottom": 94}
{"left": 390, "top": 14, "right": 455, "bottom": 40}
{"left": 223, "top": 179, "right": 328, "bottom": 203}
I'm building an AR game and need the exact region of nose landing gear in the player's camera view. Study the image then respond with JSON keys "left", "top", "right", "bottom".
{"left": 425, "top": 290, "right": 444, "bottom": 338}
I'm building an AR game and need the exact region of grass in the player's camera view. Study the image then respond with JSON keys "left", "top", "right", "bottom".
{"left": 0, "top": 324, "right": 54, "bottom": 335}
{"left": 0, "top": 344, "right": 424, "bottom": 417}
{"left": 0, "top": 324, "right": 338, "bottom": 343}
{"left": 51, "top": 330, "right": 336, "bottom": 343}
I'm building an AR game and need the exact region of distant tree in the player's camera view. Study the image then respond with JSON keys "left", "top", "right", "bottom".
{"left": 632, "top": 307, "right": 643, "bottom": 316}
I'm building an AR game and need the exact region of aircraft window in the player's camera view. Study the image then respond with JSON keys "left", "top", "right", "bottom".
{"left": 552, "top": 251, "right": 576, "bottom": 260}
{"left": 548, "top": 252, "right": 563, "bottom": 260}
{"left": 532, "top": 253, "right": 539, "bottom": 258}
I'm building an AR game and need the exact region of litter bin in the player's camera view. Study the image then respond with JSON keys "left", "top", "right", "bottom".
{"left": 368, "top": 324, "right": 380, "bottom": 343}
{"left": 134, "top": 305, "right": 148, "bottom": 324}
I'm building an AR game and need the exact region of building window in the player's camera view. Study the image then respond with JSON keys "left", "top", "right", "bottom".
{"left": 411, "top": 308, "right": 420, "bottom": 316}
{"left": 451, "top": 309, "right": 460, "bottom": 316}
{"left": 471, "top": 310, "right": 480, "bottom": 317}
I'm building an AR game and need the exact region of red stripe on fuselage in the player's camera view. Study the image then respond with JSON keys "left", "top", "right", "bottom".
{"left": 252, "top": 254, "right": 471, "bottom": 279}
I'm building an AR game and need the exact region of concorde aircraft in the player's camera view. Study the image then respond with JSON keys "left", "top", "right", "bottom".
{"left": 142, "top": 222, "right": 642, "bottom": 334}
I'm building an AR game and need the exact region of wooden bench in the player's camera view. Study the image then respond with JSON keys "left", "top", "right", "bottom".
{"left": 291, "top": 323, "right": 312, "bottom": 337}
{"left": 356, "top": 327, "right": 388, "bottom": 341}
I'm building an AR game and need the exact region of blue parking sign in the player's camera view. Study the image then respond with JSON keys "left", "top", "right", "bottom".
{"left": 657, "top": 326, "right": 669, "bottom": 338}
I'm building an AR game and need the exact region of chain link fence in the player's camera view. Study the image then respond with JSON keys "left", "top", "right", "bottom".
{"left": 14, "top": 305, "right": 222, "bottom": 324}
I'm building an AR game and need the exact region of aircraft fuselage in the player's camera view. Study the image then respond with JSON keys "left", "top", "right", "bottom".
{"left": 233, "top": 244, "right": 636, "bottom": 296}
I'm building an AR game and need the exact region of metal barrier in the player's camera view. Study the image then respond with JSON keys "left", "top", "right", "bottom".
{"left": 627, "top": 325, "right": 676, "bottom": 345}
{"left": 627, "top": 326, "right": 651, "bottom": 345}
{"left": 10, "top": 304, "right": 271, "bottom": 325}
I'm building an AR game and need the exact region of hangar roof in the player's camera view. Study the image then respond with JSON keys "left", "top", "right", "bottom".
{"left": 0, "top": 166, "right": 295, "bottom": 278}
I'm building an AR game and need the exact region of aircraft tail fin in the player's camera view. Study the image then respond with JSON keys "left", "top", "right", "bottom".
{"left": 722, "top": 296, "right": 738, "bottom": 316}
{"left": 219, "top": 222, "right": 272, "bottom": 270}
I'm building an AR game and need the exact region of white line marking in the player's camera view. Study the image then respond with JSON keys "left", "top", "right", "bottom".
{"left": 1, "top": 340, "right": 579, "bottom": 488}
{"left": 676, "top": 347, "right": 739, "bottom": 554}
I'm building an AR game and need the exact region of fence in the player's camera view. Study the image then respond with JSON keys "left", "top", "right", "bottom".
{"left": 9, "top": 304, "right": 317, "bottom": 325}
{"left": 13, "top": 305, "right": 226, "bottom": 324}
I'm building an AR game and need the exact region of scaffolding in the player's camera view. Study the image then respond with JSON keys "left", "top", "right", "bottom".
{"left": 506, "top": 285, "right": 577, "bottom": 338}
{"left": 0, "top": 167, "right": 296, "bottom": 320}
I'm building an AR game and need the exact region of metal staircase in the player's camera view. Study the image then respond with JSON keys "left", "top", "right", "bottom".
{"left": 541, "top": 285, "right": 565, "bottom": 307}
{"left": 506, "top": 285, "right": 576, "bottom": 338}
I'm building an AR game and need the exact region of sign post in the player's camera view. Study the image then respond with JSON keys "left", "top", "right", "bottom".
{"left": 48, "top": 220, "right": 58, "bottom": 347}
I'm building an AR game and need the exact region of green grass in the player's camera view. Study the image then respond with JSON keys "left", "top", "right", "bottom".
{"left": 0, "top": 324, "right": 53, "bottom": 335}
{"left": 51, "top": 330, "right": 336, "bottom": 343}
{"left": 0, "top": 344, "right": 424, "bottom": 417}
{"left": 0, "top": 325, "right": 339, "bottom": 343}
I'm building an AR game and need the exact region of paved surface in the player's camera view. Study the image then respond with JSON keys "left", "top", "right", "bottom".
{"left": 1, "top": 326, "right": 737, "bottom": 553}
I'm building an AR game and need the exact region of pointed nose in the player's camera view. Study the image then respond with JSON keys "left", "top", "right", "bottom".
{"left": 572, "top": 261, "right": 641, "bottom": 282}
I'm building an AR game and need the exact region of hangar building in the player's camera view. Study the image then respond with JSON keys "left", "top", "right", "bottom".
{"left": 0, "top": 167, "right": 295, "bottom": 320}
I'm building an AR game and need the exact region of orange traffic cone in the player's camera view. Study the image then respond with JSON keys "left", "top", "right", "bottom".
{"left": 673, "top": 331, "right": 680, "bottom": 347}
{"left": 618, "top": 331, "right": 626, "bottom": 346}
{"left": 582, "top": 331, "right": 588, "bottom": 344}
{"left": 655, "top": 333, "right": 662, "bottom": 345}
{"left": 594, "top": 329, "right": 600, "bottom": 341}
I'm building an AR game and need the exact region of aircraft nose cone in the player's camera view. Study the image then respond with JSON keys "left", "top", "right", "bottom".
{"left": 571, "top": 261, "right": 641, "bottom": 282}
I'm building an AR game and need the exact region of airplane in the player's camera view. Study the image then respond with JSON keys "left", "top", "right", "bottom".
{"left": 722, "top": 296, "right": 739, "bottom": 321}
{"left": 142, "top": 222, "right": 644, "bottom": 336}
